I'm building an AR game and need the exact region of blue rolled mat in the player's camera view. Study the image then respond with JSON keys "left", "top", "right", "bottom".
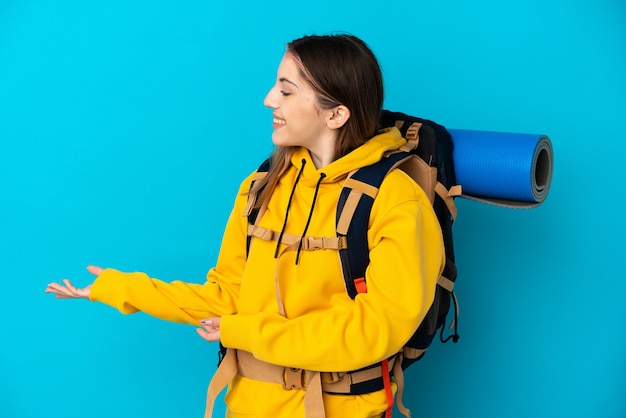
{"left": 448, "top": 129, "right": 553, "bottom": 209}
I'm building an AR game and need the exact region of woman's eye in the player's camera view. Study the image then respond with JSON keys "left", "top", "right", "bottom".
{"left": 280, "top": 90, "right": 292, "bottom": 97}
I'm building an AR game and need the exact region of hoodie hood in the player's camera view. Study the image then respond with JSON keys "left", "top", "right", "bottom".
{"left": 290, "top": 127, "right": 406, "bottom": 187}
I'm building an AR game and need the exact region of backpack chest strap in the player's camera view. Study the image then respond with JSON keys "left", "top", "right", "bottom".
{"left": 247, "top": 224, "right": 347, "bottom": 253}
{"left": 247, "top": 223, "right": 349, "bottom": 319}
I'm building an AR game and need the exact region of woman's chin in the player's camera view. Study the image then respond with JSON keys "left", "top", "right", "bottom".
{"left": 271, "top": 132, "right": 289, "bottom": 147}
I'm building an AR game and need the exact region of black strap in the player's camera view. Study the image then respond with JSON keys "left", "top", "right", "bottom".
{"left": 336, "top": 151, "right": 411, "bottom": 299}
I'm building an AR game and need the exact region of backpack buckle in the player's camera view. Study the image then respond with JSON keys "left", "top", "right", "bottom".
{"left": 283, "top": 367, "right": 306, "bottom": 390}
{"left": 301, "top": 236, "right": 341, "bottom": 251}
{"left": 306, "top": 237, "right": 325, "bottom": 250}
{"left": 322, "top": 371, "right": 344, "bottom": 384}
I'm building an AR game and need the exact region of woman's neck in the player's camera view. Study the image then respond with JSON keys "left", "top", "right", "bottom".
{"left": 307, "top": 138, "right": 336, "bottom": 169}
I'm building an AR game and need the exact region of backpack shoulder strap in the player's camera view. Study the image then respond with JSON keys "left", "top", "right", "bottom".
{"left": 336, "top": 151, "right": 415, "bottom": 298}
{"left": 244, "top": 158, "right": 271, "bottom": 256}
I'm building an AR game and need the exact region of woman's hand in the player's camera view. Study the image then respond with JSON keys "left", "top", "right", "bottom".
{"left": 196, "top": 317, "right": 221, "bottom": 342}
{"left": 44, "top": 265, "right": 103, "bottom": 299}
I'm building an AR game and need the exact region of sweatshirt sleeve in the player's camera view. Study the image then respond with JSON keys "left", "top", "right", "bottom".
{"left": 89, "top": 176, "right": 254, "bottom": 325}
{"left": 220, "top": 171, "right": 445, "bottom": 372}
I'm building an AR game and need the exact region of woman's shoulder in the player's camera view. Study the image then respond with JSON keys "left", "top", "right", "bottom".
{"left": 235, "top": 170, "right": 260, "bottom": 195}
{"left": 377, "top": 168, "right": 431, "bottom": 207}
{"left": 368, "top": 167, "right": 440, "bottom": 238}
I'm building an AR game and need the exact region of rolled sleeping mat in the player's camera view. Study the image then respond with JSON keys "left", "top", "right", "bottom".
{"left": 448, "top": 129, "right": 553, "bottom": 209}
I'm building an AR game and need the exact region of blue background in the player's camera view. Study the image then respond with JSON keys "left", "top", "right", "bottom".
{"left": 1, "top": 1, "right": 624, "bottom": 417}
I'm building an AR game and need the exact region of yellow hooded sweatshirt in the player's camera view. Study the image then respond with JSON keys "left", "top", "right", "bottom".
{"left": 90, "top": 127, "right": 445, "bottom": 418}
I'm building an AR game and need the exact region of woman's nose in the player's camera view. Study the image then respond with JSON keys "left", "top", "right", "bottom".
{"left": 263, "top": 86, "right": 278, "bottom": 109}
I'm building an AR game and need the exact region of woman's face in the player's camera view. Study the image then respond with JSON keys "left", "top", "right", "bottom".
{"left": 263, "top": 54, "right": 334, "bottom": 151}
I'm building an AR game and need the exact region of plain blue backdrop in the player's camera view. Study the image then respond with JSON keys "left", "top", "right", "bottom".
{"left": 1, "top": 0, "right": 624, "bottom": 417}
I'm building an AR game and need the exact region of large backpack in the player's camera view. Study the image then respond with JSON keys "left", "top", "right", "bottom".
{"left": 371, "top": 110, "right": 461, "bottom": 368}
{"left": 218, "top": 110, "right": 461, "bottom": 416}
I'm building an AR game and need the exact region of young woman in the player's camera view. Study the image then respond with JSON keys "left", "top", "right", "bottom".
{"left": 46, "top": 34, "right": 445, "bottom": 418}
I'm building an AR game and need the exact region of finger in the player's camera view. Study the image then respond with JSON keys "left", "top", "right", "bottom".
{"left": 200, "top": 326, "right": 219, "bottom": 335}
{"left": 200, "top": 318, "right": 214, "bottom": 327}
{"left": 46, "top": 284, "right": 74, "bottom": 298}
{"left": 199, "top": 321, "right": 216, "bottom": 332}
{"left": 87, "top": 265, "right": 103, "bottom": 276}
{"left": 44, "top": 282, "right": 61, "bottom": 293}
{"left": 46, "top": 281, "right": 70, "bottom": 294}
{"left": 62, "top": 279, "right": 79, "bottom": 293}
{"left": 201, "top": 325, "right": 219, "bottom": 334}
{"left": 196, "top": 327, "right": 211, "bottom": 341}
{"left": 200, "top": 317, "right": 221, "bottom": 328}
{"left": 195, "top": 327, "right": 220, "bottom": 342}
{"left": 48, "top": 281, "right": 80, "bottom": 298}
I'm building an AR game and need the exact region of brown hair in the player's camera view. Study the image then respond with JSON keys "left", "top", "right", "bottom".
{"left": 252, "top": 34, "right": 384, "bottom": 208}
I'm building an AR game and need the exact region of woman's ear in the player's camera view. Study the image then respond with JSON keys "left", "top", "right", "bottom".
{"left": 327, "top": 105, "right": 351, "bottom": 130}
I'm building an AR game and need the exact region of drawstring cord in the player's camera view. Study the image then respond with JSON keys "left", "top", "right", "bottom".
{"left": 295, "top": 173, "right": 326, "bottom": 264}
{"left": 274, "top": 159, "right": 306, "bottom": 259}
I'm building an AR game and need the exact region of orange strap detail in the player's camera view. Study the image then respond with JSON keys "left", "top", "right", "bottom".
{"left": 382, "top": 359, "right": 394, "bottom": 418}
{"left": 354, "top": 277, "right": 368, "bottom": 294}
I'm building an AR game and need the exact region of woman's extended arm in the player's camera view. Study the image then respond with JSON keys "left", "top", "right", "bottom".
{"left": 44, "top": 174, "right": 255, "bottom": 326}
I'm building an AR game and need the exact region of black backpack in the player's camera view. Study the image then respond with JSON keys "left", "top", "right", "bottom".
{"left": 349, "top": 110, "right": 461, "bottom": 369}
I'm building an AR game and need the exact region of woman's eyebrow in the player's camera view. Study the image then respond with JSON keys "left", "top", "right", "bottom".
{"left": 279, "top": 77, "right": 299, "bottom": 88}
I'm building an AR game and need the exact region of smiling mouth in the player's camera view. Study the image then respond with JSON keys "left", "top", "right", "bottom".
{"left": 273, "top": 117, "right": 286, "bottom": 126}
